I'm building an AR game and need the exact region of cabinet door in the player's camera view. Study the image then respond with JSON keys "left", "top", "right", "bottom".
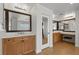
{"left": 3, "top": 36, "right": 35, "bottom": 55}
{"left": 53, "top": 32, "right": 63, "bottom": 43}
{"left": 3, "top": 38, "right": 23, "bottom": 55}
{"left": 23, "top": 36, "right": 35, "bottom": 54}
{"left": 13, "top": 38, "right": 23, "bottom": 55}
{"left": 3, "top": 38, "right": 15, "bottom": 55}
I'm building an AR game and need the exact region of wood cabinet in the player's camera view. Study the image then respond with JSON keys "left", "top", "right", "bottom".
{"left": 53, "top": 32, "right": 63, "bottom": 43}
{"left": 23, "top": 36, "right": 35, "bottom": 54}
{"left": 2, "top": 35, "right": 35, "bottom": 55}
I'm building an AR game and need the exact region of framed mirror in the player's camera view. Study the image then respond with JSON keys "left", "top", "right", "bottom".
{"left": 63, "top": 24, "right": 69, "bottom": 31}
{"left": 42, "top": 16, "right": 49, "bottom": 44}
{"left": 4, "top": 9, "right": 32, "bottom": 32}
{"left": 62, "top": 19, "right": 75, "bottom": 32}
{"left": 53, "top": 21, "right": 57, "bottom": 31}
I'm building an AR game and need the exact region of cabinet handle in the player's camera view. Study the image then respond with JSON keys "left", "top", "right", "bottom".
{"left": 8, "top": 40, "right": 10, "bottom": 41}
{"left": 21, "top": 40, "right": 24, "bottom": 42}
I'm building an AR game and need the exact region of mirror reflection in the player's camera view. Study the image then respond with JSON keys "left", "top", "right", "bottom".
{"left": 4, "top": 9, "right": 31, "bottom": 32}
{"left": 42, "top": 16, "right": 48, "bottom": 44}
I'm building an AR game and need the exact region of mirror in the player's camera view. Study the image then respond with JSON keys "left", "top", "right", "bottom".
{"left": 4, "top": 9, "right": 32, "bottom": 32}
{"left": 64, "top": 24, "right": 69, "bottom": 31}
{"left": 42, "top": 16, "right": 48, "bottom": 44}
{"left": 53, "top": 21, "right": 57, "bottom": 31}
{"left": 63, "top": 19, "right": 76, "bottom": 32}
{"left": 53, "top": 21, "right": 63, "bottom": 31}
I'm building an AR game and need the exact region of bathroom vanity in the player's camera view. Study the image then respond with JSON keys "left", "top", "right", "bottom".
{"left": 53, "top": 31, "right": 75, "bottom": 44}
{"left": 53, "top": 18, "right": 75, "bottom": 44}
{"left": 62, "top": 32, "right": 75, "bottom": 43}
{"left": 2, "top": 35, "right": 35, "bottom": 55}
{"left": 2, "top": 9, "right": 36, "bottom": 55}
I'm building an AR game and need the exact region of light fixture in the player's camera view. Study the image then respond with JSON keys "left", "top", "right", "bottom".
{"left": 70, "top": 3, "right": 73, "bottom": 4}
{"left": 14, "top": 3, "right": 30, "bottom": 11}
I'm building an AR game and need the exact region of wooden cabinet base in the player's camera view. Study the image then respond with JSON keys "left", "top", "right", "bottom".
{"left": 24, "top": 51, "right": 36, "bottom": 55}
{"left": 2, "top": 35, "right": 35, "bottom": 55}
{"left": 53, "top": 32, "right": 63, "bottom": 44}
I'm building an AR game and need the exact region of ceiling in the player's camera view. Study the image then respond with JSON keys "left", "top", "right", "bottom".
{"left": 25, "top": 3, "right": 79, "bottom": 16}
{"left": 19, "top": 3, "right": 79, "bottom": 16}
{"left": 27, "top": 3, "right": 79, "bottom": 20}
{"left": 40, "top": 3, "right": 75, "bottom": 16}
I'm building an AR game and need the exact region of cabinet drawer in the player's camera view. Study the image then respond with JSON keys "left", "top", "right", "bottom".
{"left": 63, "top": 34, "right": 75, "bottom": 43}
{"left": 3, "top": 38, "right": 14, "bottom": 44}
{"left": 23, "top": 39, "right": 35, "bottom": 54}
{"left": 3, "top": 37, "right": 22, "bottom": 44}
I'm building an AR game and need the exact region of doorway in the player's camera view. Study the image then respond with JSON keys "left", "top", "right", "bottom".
{"left": 53, "top": 19, "right": 75, "bottom": 48}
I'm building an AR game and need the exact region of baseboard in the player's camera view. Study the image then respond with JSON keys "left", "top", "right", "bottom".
{"left": 42, "top": 43, "right": 49, "bottom": 49}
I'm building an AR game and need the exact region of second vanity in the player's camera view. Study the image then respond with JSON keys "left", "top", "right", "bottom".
{"left": 62, "top": 32, "right": 75, "bottom": 43}
{"left": 53, "top": 31, "right": 75, "bottom": 43}
{"left": 2, "top": 34, "right": 36, "bottom": 55}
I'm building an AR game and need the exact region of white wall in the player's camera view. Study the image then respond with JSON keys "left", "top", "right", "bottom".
{"left": 0, "top": 3, "right": 3, "bottom": 55}
{"left": 31, "top": 4, "right": 53, "bottom": 53}
{"left": 0, "top": 3, "right": 36, "bottom": 54}
{"left": 75, "top": 7, "right": 79, "bottom": 47}
{"left": 68, "top": 20, "right": 76, "bottom": 31}
{"left": 1, "top": 3, "right": 36, "bottom": 37}
{"left": 72, "top": 3, "right": 79, "bottom": 47}
{"left": 0, "top": 3, "right": 53, "bottom": 54}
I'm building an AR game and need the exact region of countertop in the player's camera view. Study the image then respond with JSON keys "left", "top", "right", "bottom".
{"left": 61, "top": 32, "right": 75, "bottom": 35}
{"left": 53, "top": 31, "right": 75, "bottom": 35}
{"left": 2, "top": 33, "right": 35, "bottom": 38}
